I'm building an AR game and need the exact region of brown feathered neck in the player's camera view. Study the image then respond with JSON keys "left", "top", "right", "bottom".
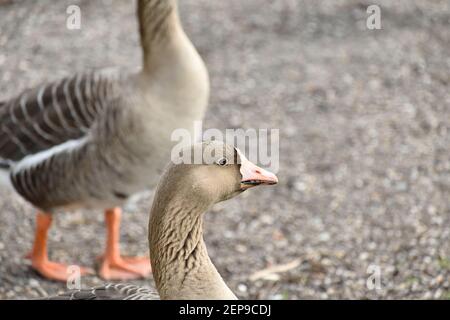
{"left": 148, "top": 165, "right": 237, "bottom": 300}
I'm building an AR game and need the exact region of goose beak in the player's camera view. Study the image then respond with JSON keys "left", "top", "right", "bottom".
{"left": 240, "top": 160, "right": 278, "bottom": 189}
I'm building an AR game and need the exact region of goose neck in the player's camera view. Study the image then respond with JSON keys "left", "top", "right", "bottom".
{"left": 138, "top": 0, "right": 182, "bottom": 69}
{"left": 148, "top": 187, "right": 236, "bottom": 300}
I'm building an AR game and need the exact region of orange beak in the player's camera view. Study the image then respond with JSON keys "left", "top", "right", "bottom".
{"left": 238, "top": 151, "right": 278, "bottom": 189}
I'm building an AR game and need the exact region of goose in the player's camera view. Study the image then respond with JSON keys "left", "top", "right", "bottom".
{"left": 0, "top": 0, "right": 209, "bottom": 281}
{"left": 45, "top": 141, "right": 278, "bottom": 300}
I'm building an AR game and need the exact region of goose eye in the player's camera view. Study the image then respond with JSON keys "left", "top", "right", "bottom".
{"left": 216, "top": 157, "right": 228, "bottom": 166}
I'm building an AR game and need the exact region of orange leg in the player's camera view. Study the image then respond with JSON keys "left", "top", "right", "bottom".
{"left": 29, "top": 212, "right": 93, "bottom": 282}
{"left": 98, "top": 208, "right": 152, "bottom": 280}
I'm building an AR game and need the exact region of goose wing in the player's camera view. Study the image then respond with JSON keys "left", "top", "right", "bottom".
{"left": 43, "top": 283, "right": 159, "bottom": 300}
{"left": 0, "top": 69, "right": 120, "bottom": 163}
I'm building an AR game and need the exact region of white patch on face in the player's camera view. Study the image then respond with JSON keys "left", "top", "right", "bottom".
{"left": 235, "top": 147, "right": 251, "bottom": 179}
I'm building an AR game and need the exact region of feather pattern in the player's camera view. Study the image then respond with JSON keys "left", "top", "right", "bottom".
{"left": 0, "top": 69, "right": 119, "bottom": 161}
{"left": 138, "top": 0, "right": 176, "bottom": 56}
{"left": 8, "top": 98, "right": 153, "bottom": 210}
{"left": 44, "top": 283, "right": 159, "bottom": 300}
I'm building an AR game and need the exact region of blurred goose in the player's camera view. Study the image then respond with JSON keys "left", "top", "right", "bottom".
{"left": 45, "top": 141, "right": 278, "bottom": 299}
{"left": 0, "top": 0, "right": 209, "bottom": 281}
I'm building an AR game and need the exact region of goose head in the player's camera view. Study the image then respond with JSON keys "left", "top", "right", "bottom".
{"left": 161, "top": 141, "right": 278, "bottom": 205}
{"left": 149, "top": 141, "right": 278, "bottom": 299}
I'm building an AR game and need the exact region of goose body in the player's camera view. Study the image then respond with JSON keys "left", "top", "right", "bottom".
{"left": 0, "top": 0, "right": 209, "bottom": 281}
{"left": 44, "top": 141, "right": 278, "bottom": 300}
{"left": 2, "top": 69, "right": 207, "bottom": 210}
{"left": 0, "top": 1, "right": 209, "bottom": 210}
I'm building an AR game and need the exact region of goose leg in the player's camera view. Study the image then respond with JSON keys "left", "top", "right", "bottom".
{"left": 98, "top": 208, "right": 152, "bottom": 280}
{"left": 29, "top": 212, "right": 93, "bottom": 282}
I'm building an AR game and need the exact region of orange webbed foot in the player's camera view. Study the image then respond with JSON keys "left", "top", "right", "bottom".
{"left": 98, "top": 255, "right": 152, "bottom": 280}
{"left": 31, "top": 259, "right": 93, "bottom": 282}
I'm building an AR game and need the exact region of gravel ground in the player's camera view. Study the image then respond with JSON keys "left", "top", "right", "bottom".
{"left": 0, "top": 0, "right": 449, "bottom": 299}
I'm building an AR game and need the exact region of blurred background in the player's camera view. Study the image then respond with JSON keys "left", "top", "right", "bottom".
{"left": 0, "top": 0, "right": 449, "bottom": 299}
